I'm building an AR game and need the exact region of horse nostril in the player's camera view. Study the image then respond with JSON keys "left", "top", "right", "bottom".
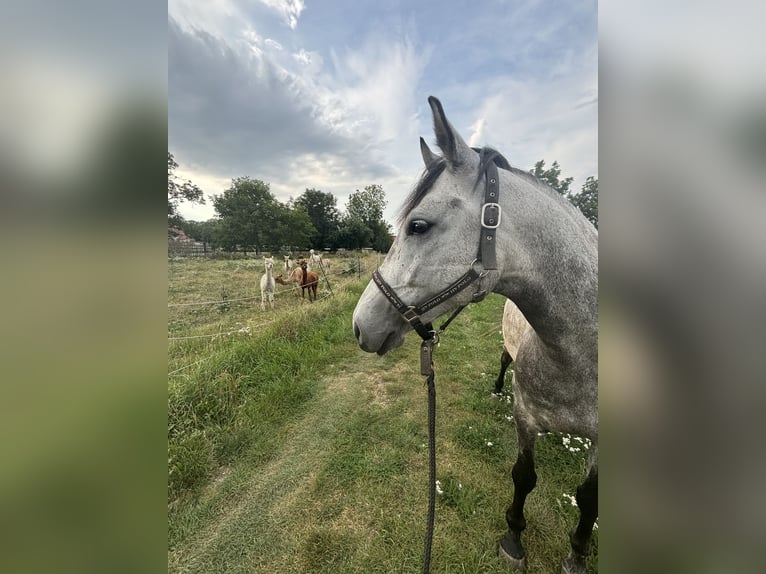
{"left": 353, "top": 322, "right": 361, "bottom": 342}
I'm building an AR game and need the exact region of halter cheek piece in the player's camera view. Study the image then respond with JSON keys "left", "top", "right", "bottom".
{"left": 371, "top": 160, "right": 501, "bottom": 373}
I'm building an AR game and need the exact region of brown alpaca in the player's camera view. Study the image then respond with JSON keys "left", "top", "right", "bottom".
{"left": 275, "top": 265, "right": 318, "bottom": 302}
{"left": 298, "top": 261, "right": 319, "bottom": 302}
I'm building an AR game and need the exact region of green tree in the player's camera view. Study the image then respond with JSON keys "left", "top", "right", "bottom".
{"left": 531, "top": 160, "right": 574, "bottom": 196}
{"left": 264, "top": 203, "right": 316, "bottom": 251}
{"left": 571, "top": 176, "right": 598, "bottom": 228}
{"left": 531, "top": 160, "right": 598, "bottom": 228}
{"left": 337, "top": 216, "right": 373, "bottom": 250}
{"left": 168, "top": 153, "right": 204, "bottom": 218}
{"left": 211, "top": 177, "right": 316, "bottom": 252}
{"left": 369, "top": 220, "right": 393, "bottom": 252}
{"left": 343, "top": 184, "right": 391, "bottom": 251}
{"left": 346, "top": 184, "right": 386, "bottom": 227}
{"left": 212, "top": 177, "right": 277, "bottom": 253}
{"left": 293, "top": 188, "right": 340, "bottom": 248}
{"left": 183, "top": 219, "right": 222, "bottom": 247}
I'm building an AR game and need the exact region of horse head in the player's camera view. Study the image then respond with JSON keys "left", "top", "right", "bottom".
{"left": 353, "top": 97, "right": 504, "bottom": 354}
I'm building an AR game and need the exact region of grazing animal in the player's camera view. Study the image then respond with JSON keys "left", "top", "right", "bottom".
{"left": 297, "top": 260, "right": 319, "bottom": 302}
{"left": 275, "top": 265, "right": 318, "bottom": 301}
{"left": 284, "top": 255, "right": 293, "bottom": 274}
{"left": 352, "top": 97, "right": 598, "bottom": 574}
{"left": 259, "top": 256, "right": 275, "bottom": 311}
{"left": 308, "top": 248, "right": 323, "bottom": 272}
{"left": 493, "top": 300, "right": 532, "bottom": 396}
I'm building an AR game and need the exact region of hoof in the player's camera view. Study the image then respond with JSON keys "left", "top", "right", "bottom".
{"left": 498, "top": 533, "right": 526, "bottom": 572}
{"left": 560, "top": 554, "right": 586, "bottom": 574}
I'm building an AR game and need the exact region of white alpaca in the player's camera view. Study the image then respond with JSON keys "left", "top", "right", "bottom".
{"left": 308, "top": 248, "right": 323, "bottom": 272}
{"left": 260, "top": 257, "right": 275, "bottom": 310}
{"left": 284, "top": 255, "right": 293, "bottom": 274}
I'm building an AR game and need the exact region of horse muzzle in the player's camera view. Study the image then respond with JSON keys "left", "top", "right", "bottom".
{"left": 352, "top": 282, "right": 407, "bottom": 355}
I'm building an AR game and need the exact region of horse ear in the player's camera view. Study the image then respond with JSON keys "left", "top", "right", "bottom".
{"left": 428, "top": 96, "right": 473, "bottom": 168}
{"left": 420, "top": 137, "right": 439, "bottom": 168}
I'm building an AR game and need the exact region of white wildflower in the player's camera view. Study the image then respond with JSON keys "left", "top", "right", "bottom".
{"left": 481, "top": 372, "right": 486, "bottom": 377}
{"left": 435, "top": 480, "right": 443, "bottom": 495}
{"left": 487, "top": 441, "right": 494, "bottom": 447}
{"left": 562, "top": 493, "right": 578, "bottom": 507}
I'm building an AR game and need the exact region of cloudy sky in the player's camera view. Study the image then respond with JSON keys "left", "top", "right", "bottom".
{"left": 169, "top": 0, "right": 597, "bottom": 226}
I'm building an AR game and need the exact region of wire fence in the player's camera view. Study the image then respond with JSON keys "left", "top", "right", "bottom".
{"left": 168, "top": 256, "right": 369, "bottom": 348}
{"left": 168, "top": 260, "right": 363, "bottom": 308}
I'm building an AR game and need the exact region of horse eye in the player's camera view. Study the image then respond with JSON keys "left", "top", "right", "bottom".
{"left": 408, "top": 219, "right": 431, "bottom": 235}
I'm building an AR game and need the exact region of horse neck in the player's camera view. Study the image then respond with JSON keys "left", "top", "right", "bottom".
{"left": 494, "top": 172, "right": 598, "bottom": 355}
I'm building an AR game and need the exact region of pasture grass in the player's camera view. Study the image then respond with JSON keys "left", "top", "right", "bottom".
{"left": 168, "top": 255, "right": 597, "bottom": 573}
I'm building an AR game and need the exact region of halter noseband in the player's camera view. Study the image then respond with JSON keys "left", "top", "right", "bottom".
{"left": 371, "top": 159, "right": 501, "bottom": 351}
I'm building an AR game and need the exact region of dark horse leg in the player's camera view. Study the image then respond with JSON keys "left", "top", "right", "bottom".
{"left": 561, "top": 458, "right": 598, "bottom": 574}
{"left": 492, "top": 347, "right": 513, "bottom": 395}
{"left": 499, "top": 423, "right": 537, "bottom": 572}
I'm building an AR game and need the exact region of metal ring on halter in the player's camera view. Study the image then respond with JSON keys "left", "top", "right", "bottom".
{"left": 470, "top": 258, "right": 489, "bottom": 279}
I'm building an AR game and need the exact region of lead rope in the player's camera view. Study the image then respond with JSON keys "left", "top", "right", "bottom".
{"left": 420, "top": 304, "right": 467, "bottom": 574}
{"left": 422, "top": 346, "right": 436, "bottom": 574}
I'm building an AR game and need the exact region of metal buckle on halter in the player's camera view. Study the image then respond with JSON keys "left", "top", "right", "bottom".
{"left": 481, "top": 203, "right": 502, "bottom": 229}
{"left": 402, "top": 307, "right": 420, "bottom": 323}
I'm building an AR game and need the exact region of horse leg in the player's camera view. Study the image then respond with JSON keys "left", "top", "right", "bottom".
{"left": 561, "top": 458, "right": 598, "bottom": 574}
{"left": 499, "top": 422, "right": 538, "bottom": 572}
{"left": 492, "top": 347, "right": 513, "bottom": 395}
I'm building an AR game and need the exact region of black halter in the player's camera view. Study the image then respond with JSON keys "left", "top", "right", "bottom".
{"left": 371, "top": 159, "right": 501, "bottom": 350}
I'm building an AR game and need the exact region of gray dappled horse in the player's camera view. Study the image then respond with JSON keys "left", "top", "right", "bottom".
{"left": 352, "top": 97, "right": 598, "bottom": 573}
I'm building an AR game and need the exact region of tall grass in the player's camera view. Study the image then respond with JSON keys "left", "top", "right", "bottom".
{"left": 168, "top": 256, "right": 597, "bottom": 573}
{"left": 168, "top": 255, "right": 371, "bottom": 500}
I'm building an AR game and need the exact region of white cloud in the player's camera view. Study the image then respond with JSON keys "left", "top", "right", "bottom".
{"left": 258, "top": 0, "right": 305, "bottom": 30}
{"left": 170, "top": 2, "right": 597, "bottom": 224}
{"left": 169, "top": 0, "right": 244, "bottom": 39}
{"left": 461, "top": 47, "right": 598, "bottom": 189}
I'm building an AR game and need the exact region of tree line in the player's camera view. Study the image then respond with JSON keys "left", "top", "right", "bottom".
{"left": 168, "top": 152, "right": 597, "bottom": 254}
{"left": 168, "top": 153, "right": 392, "bottom": 253}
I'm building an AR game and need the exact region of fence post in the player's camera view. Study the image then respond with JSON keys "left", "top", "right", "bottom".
{"left": 319, "top": 261, "right": 334, "bottom": 297}
{"left": 357, "top": 255, "right": 361, "bottom": 280}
